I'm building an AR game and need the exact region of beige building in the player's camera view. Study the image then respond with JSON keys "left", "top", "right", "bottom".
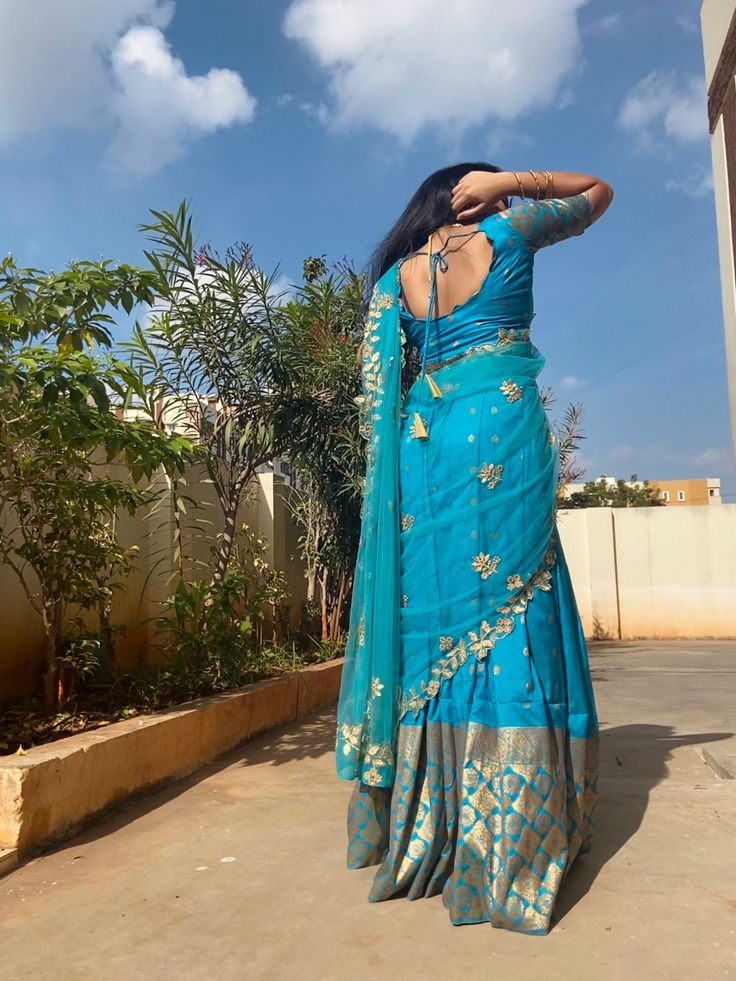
{"left": 650, "top": 477, "right": 722, "bottom": 506}
{"left": 563, "top": 475, "right": 722, "bottom": 506}
{"left": 701, "top": 1, "right": 736, "bottom": 467}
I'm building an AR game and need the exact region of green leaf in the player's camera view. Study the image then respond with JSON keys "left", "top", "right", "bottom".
{"left": 42, "top": 383, "right": 59, "bottom": 406}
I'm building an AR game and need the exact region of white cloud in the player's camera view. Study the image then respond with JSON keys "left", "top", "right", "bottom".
{"left": 618, "top": 71, "right": 707, "bottom": 147}
{"left": 0, "top": 1, "right": 254, "bottom": 173}
{"left": 109, "top": 26, "right": 255, "bottom": 174}
{"left": 268, "top": 273, "right": 296, "bottom": 305}
{"left": 688, "top": 447, "right": 731, "bottom": 470}
{"left": 666, "top": 167, "right": 714, "bottom": 199}
{"left": 282, "top": 0, "right": 588, "bottom": 142}
{"left": 561, "top": 375, "right": 588, "bottom": 389}
{"left": 585, "top": 13, "right": 621, "bottom": 35}
{"left": 675, "top": 12, "right": 700, "bottom": 37}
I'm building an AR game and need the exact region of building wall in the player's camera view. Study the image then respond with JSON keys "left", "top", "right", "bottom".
{"left": 650, "top": 477, "right": 721, "bottom": 506}
{"left": 701, "top": 0, "right": 736, "bottom": 467}
{"left": 557, "top": 504, "right": 736, "bottom": 640}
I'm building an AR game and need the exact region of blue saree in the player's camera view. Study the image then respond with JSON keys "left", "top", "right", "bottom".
{"left": 336, "top": 193, "right": 599, "bottom": 934}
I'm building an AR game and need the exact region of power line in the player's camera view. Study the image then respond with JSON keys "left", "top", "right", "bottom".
{"left": 576, "top": 320, "right": 706, "bottom": 393}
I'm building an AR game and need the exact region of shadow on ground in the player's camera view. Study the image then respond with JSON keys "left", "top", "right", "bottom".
{"left": 41, "top": 708, "right": 337, "bottom": 860}
{"left": 33, "top": 709, "right": 734, "bottom": 936}
{"left": 553, "top": 723, "right": 733, "bottom": 928}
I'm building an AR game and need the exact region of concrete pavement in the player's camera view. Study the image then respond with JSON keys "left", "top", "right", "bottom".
{"left": 1, "top": 641, "right": 735, "bottom": 981}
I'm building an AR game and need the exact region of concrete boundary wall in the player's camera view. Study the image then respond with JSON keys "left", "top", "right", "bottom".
{"left": 0, "top": 467, "right": 308, "bottom": 700}
{"left": 1, "top": 497, "right": 735, "bottom": 701}
{"left": 556, "top": 505, "right": 736, "bottom": 640}
{"left": 0, "top": 659, "right": 343, "bottom": 867}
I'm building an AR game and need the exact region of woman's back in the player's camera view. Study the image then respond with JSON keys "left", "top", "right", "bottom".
{"left": 397, "top": 193, "right": 593, "bottom": 365}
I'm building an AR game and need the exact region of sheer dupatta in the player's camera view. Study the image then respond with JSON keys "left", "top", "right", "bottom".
{"left": 335, "top": 266, "right": 403, "bottom": 788}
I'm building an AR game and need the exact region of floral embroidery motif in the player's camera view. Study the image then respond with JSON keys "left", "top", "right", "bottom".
{"left": 471, "top": 552, "right": 500, "bottom": 579}
{"left": 356, "top": 613, "right": 365, "bottom": 647}
{"left": 362, "top": 743, "right": 394, "bottom": 785}
{"left": 401, "top": 513, "right": 415, "bottom": 531}
{"left": 371, "top": 677, "right": 384, "bottom": 699}
{"left": 399, "top": 541, "right": 558, "bottom": 719}
{"left": 548, "top": 431, "right": 557, "bottom": 444}
{"left": 507, "top": 574, "right": 523, "bottom": 590}
{"left": 338, "top": 723, "right": 395, "bottom": 786}
{"left": 500, "top": 379, "right": 522, "bottom": 403}
{"left": 478, "top": 463, "right": 503, "bottom": 489}
{"left": 354, "top": 286, "right": 393, "bottom": 449}
{"left": 498, "top": 547, "right": 556, "bottom": 614}
{"left": 498, "top": 327, "right": 531, "bottom": 345}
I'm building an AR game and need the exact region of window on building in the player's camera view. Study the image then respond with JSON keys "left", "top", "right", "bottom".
{"left": 662, "top": 491, "right": 670, "bottom": 502}
{"left": 677, "top": 490, "right": 685, "bottom": 501}
{"left": 709, "top": 488, "right": 715, "bottom": 497}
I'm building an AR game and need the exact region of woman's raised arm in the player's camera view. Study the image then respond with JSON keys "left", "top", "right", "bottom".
{"left": 451, "top": 170, "right": 614, "bottom": 224}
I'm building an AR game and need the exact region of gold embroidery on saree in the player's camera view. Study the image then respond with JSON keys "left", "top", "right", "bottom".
{"left": 471, "top": 552, "right": 501, "bottom": 579}
{"left": 478, "top": 462, "right": 503, "bottom": 489}
{"left": 399, "top": 543, "right": 558, "bottom": 719}
{"left": 424, "top": 331, "right": 532, "bottom": 375}
{"left": 500, "top": 379, "right": 523, "bottom": 403}
{"left": 356, "top": 613, "right": 365, "bottom": 646}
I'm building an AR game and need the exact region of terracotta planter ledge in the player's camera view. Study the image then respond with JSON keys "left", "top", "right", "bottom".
{"left": 0, "top": 658, "right": 343, "bottom": 866}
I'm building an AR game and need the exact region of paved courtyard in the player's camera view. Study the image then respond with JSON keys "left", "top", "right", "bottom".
{"left": 1, "top": 641, "right": 735, "bottom": 981}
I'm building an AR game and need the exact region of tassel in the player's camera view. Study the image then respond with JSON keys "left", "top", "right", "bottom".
{"left": 426, "top": 373, "right": 442, "bottom": 398}
{"left": 412, "top": 412, "right": 428, "bottom": 440}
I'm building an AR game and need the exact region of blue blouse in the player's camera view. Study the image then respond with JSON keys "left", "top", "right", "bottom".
{"left": 399, "top": 193, "right": 593, "bottom": 367}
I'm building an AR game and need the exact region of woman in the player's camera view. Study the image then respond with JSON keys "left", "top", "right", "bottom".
{"left": 336, "top": 164, "right": 613, "bottom": 934}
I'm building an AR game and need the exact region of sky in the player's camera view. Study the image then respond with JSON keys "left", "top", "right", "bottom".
{"left": 1, "top": 0, "right": 733, "bottom": 501}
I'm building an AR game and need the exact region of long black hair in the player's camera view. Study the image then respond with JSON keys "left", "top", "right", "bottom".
{"left": 367, "top": 161, "right": 504, "bottom": 295}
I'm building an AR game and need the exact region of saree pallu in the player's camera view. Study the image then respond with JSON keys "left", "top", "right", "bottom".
{"left": 344, "top": 337, "right": 599, "bottom": 934}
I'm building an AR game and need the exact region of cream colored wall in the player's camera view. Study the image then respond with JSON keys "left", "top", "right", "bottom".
{"left": 557, "top": 504, "right": 736, "bottom": 640}
{"left": 701, "top": 0, "right": 735, "bottom": 85}
{"left": 0, "top": 465, "right": 308, "bottom": 700}
{"left": 701, "top": 0, "right": 736, "bottom": 476}
{"left": 708, "top": 114, "right": 736, "bottom": 471}
{"left": 4, "top": 494, "right": 735, "bottom": 699}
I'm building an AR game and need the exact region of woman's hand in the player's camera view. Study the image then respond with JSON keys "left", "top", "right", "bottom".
{"left": 451, "top": 171, "right": 511, "bottom": 222}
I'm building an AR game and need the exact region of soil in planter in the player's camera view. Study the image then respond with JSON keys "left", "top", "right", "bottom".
{"left": 0, "top": 642, "right": 342, "bottom": 756}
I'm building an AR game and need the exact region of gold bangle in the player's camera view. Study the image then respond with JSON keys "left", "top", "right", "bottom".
{"left": 528, "top": 170, "right": 542, "bottom": 200}
{"left": 511, "top": 170, "right": 526, "bottom": 199}
{"left": 541, "top": 169, "right": 554, "bottom": 198}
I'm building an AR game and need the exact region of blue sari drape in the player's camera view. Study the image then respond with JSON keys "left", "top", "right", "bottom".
{"left": 335, "top": 272, "right": 403, "bottom": 787}
{"left": 336, "top": 194, "right": 600, "bottom": 934}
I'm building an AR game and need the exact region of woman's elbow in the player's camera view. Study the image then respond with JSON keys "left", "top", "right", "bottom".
{"left": 589, "top": 180, "right": 614, "bottom": 221}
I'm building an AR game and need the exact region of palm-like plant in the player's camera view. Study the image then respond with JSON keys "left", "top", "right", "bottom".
{"left": 540, "top": 388, "right": 587, "bottom": 494}
{"left": 126, "top": 202, "right": 299, "bottom": 586}
{"left": 279, "top": 261, "right": 366, "bottom": 641}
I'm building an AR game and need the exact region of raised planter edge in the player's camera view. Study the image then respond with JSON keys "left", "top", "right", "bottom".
{"left": 0, "top": 657, "right": 343, "bottom": 865}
